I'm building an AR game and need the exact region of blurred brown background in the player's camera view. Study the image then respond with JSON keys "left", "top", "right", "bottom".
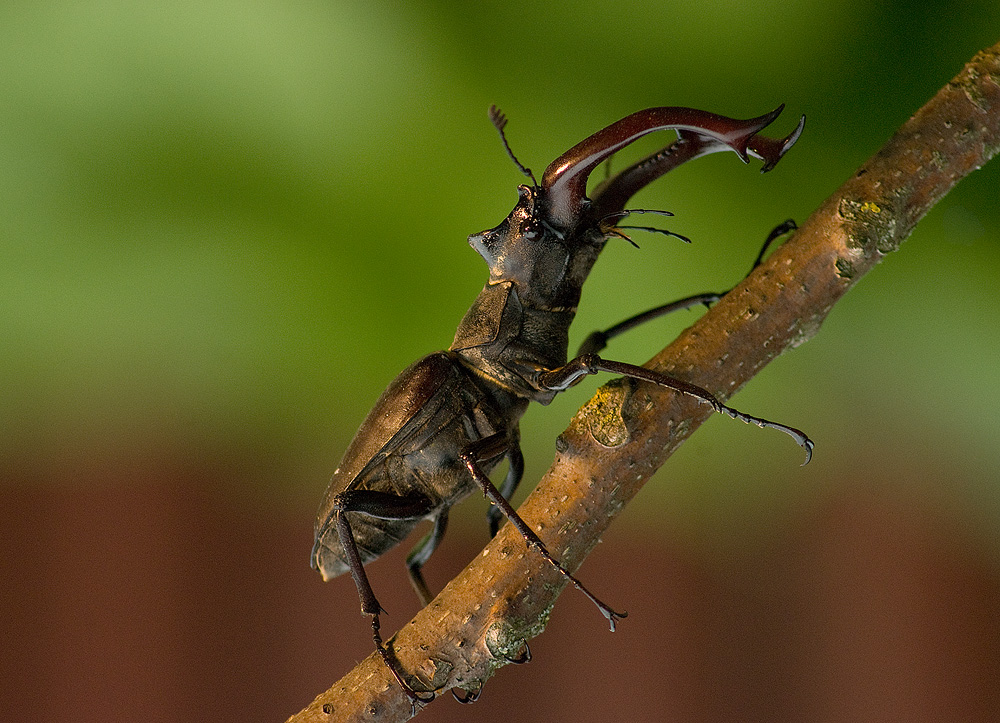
{"left": 3, "top": 2, "right": 999, "bottom": 721}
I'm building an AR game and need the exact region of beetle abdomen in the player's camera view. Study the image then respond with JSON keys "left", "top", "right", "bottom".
{"left": 311, "top": 351, "right": 515, "bottom": 581}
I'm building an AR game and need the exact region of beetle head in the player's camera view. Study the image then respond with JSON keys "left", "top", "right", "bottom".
{"left": 468, "top": 183, "right": 594, "bottom": 309}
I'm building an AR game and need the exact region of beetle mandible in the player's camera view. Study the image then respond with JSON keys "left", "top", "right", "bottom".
{"left": 312, "top": 104, "right": 811, "bottom": 706}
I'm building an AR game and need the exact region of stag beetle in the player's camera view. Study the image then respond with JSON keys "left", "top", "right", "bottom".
{"left": 312, "top": 104, "right": 811, "bottom": 706}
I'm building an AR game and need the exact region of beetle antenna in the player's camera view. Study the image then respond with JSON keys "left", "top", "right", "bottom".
{"left": 599, "top": 208, "right": 676, "bottom": 227}
{"left": 600, "top": 209, "right": 691, "bottom": 245}
{"left": 617, "top": 226, "right": 692, "bottom": 244}
{"left": 489, "top": 105, "right": 538, "bottom": 187}
{"left": 604, "top": 208, "right": 676, "bottom": 221}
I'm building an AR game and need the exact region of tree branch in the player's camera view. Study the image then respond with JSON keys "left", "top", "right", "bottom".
{"left": 287, "top": 42, "right": 1000, "bottom": 723}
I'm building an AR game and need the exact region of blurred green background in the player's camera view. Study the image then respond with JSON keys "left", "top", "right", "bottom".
{"left": 6, "top": 0, "right": 999, "bottom": 538}
{"left": 3, "top": 1, "right": 999, "bottom": 721}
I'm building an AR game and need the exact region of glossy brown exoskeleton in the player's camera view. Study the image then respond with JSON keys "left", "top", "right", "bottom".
{"left": 312, "top": 104, "right": 810, "bottom": 707}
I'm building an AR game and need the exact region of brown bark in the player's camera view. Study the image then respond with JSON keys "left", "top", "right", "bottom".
{"left": 287, "top": 42, "right": 1000, "bottom": 723}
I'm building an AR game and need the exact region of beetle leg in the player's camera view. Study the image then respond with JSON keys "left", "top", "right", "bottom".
{"left": 488, "top": 440, "right": 524, "bottom": 538}
{"left": 576, "top": 220, "right": 798, "bottom": 357}
{"left": 743, "top": 218, "right": 798, "bottom": 272}
{"left": 575, "top": 292, "right": 722, "bottom": 356}
{"left": 535, "top": 357, "right": 813, "bottom": 464}
{"left": 370, "top": 614, "right": 434, "bottom": 712}
{"left": 502, "top": 640, "right": 531, "bottom": 664}
{"left": 332, "top": 489, "right": 437, "bottom": 708}
{"left": 460, "top": 433, "right": 627, "bottom": 631}
{"left": 406, "top": 510, "right": 449, "bottom": 606}
{"left": 452, "top": 678, "right": 485, "bottom": 704}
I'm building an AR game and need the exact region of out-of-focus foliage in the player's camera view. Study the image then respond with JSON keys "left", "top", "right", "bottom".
{"left": 3, "top": 1, "right": 999, "bottom": 547}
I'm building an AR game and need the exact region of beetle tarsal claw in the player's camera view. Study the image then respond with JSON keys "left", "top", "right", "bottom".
{"left": 452, "top": 679, "right": 484, "bottom": 704}
{"left": 503, "top": 641, "right": 532, "bottom": 665}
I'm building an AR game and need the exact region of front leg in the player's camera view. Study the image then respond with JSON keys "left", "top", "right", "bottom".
{"left": 575, "top": 293, "right": 720, "bottom": 356}
{"left": 535, "top": 355, "right": 813, "bottom": 464}
{"left": 576, "top": 220, "right": 797, "bottom": 356}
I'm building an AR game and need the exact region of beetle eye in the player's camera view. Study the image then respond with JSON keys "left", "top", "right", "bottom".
{"left": 520, "top": 221, "right": 539, "bottom": 240}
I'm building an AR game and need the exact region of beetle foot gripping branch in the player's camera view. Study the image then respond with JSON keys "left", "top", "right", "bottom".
{"left": 537, "top": 355, "right": 814, "bottom": 465}
{"left": 312, "top": 103, "right": 809, "bottom": 708}
{"left": 371, "top": 616, "right": 434, "bottom": 713}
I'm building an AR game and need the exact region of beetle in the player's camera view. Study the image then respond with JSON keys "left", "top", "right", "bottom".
{"left": 312, "top": 104, "right": 810, "bottom": 706}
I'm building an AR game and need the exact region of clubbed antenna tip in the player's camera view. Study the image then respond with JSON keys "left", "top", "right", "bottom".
{"left": 488, "top": 104, "right": 537, "bottom": 187}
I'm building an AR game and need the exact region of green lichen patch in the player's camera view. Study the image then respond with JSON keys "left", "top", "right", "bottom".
{"left": 580, "top": 379, "right": 630, "bottom": 448}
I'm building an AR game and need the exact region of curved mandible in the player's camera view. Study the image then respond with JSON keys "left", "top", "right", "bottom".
{"left": 540, "top": 105, "right": 795, "bottom": 229}
{"left": 588, "top": 110, "right": 805, "bottom": 220}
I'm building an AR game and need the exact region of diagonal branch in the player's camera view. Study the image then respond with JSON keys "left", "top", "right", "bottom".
{"left": 287, "top": 42, "right": 1000, "bottom": 723}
